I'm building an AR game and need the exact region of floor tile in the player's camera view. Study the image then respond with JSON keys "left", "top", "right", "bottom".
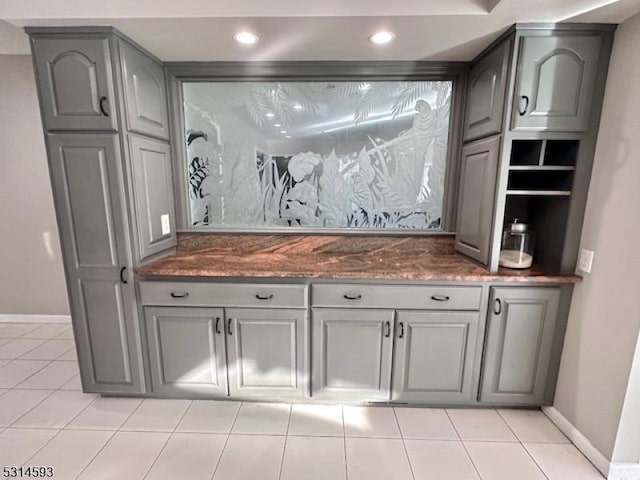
{"left": 13, "top": 390, "right": 96, "bottom": 429}
{"left": 345, "top": 438, "right": 413, "bottom": 480}
{"left": 213, "top": 435, "right": 285, "bottom": 480}
{"left": 23, "top": 324, "right": 72, "bottom": 339}
{"left": 0, "top": 428, "right": 58, "bottom": 466}
{"left": 54, "top": 329, "right": 75, "bottom": 340}
{"left": 26, "top": 429, "right": 113, "bottom": 480}
{"left": 524, "top": 443, "right": 605, "bottom": 480}
{"left": 465, "top": 441, "right": 547, "bottom": 480}
{"left": 447, "top": 409, "right": 518, "bottom": 441}
{"left": 288, "top": 404, "right": 343, "bottom": 436}
{"left": 498, "top": 409, "right": 569, "bottom": 443}
{"left": 17, "top": 361, "right": 78, "bottom": 389}
{"left": 0, "top": 360, "right": 50, "bottom": 388}
{"left": 0, "top": 339, "right": 47, "bottom": 359}
{"left": 231, "top": 402, "right": 291, "bottom": 435}
{"left": 281, "top": 436, "right": 346, "bottom": 480}
{"left": 0, "top": 389, "right": 54, "bottom": 427}
{"left": 0, "top": 324, "right": 41, "bottom": 338}
{"left": 67, "top": 396, "right": 143, "bottom": 430}
{"left": 77, "top": 431, "right": 169, "bottom": 480}
{"left": 56, "top": 348, "right": 78, "bottom": 362}
{"left": 395, "top": 407, "right": 458, "bottom": 440}
{"left": 344, "top": 406, "right": 401, "bottom": 438}
{"left": 146, "top": 433, "right": 227, "bottom": 480}
{"left": 121, "top": 399, "right": 191, "bottom": 432}
{"left": 60, "top": 374, "right": 82, "bottom": 391}
{"left": 405, "top": 439, "right": 480, "bottom": 480}
{"left": 176, "top": 400, "right": 241, "bottom": 433}
{"left": 0, "top": 359, "right": 9, "bottom": 369}
{"left": 20, "top": 340, "right": 75, "bottom": 361}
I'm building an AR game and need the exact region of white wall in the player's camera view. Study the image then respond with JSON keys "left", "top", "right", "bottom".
{"left": 553, "top": 12, "right": 640, "bottom": 463}
{"left": 0, "top": 55, "right": 69, "bottom": 315}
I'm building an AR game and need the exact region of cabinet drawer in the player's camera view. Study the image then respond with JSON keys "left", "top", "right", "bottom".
{"left": 312, "top": 284, "right": 482, "bottom": 310}
{"left": 139, "top": 281, "right": 308, "bottom": 308}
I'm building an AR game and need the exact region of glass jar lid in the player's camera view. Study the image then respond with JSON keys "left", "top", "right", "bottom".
{"left": 508, "top": 219, "right": 529, "bottom": 233}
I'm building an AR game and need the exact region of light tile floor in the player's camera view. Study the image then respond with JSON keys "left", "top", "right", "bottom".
{"left": 0, "top": 323, "right": 606, "bottom": 480}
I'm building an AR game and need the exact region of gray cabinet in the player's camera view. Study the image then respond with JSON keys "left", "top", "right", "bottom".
{"left": 226, "top": 308, "right": 307, "bottom": 398}
{"left": 129, "top": 136, "right": 176, "bottom": 260}
{"left": 312, "top": 308, "right": 394, "bottom": 401}
{"left": 512, "top": 34, "right": 602, "bottom": 132}
{"left": 480, "top": 287, "right": 560, "bottom": 404}
{"left": 455, "top": 136, "right": 500, "bottom": 264}
{"left": 393, "top": 311, "right": 481, "bottom": 403}
{"left": 31, "top": 37, "right": 117, "bottom": 131}
{"left": 463, "top": 39, "right": 511, "bottom": 142}
{"left": 47, "top": 134, "right": 144, "bottom": 393}
{"left": 120, "top": 42, "right": 170, "bottom": 139}
{"left": 144, "top": 307, "right": 228, "bottom": 397}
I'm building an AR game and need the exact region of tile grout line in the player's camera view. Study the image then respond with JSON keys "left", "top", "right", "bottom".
{"left": 444, "top": 408, "right": 485, "bottom": 480}
{"left": 342, "top": 405, "right": 349, "bottom": 480}
{"left": 277, "top": 403, "right": 295, "bottom": 480}
{"left": 392, "top": 407, "right": 416, "bottom": 480}
{"left": 0, "top": 338, "right": 49, "bottom": 362}
{"left": 209, "top": 401, "right": 244, "bottom": 480}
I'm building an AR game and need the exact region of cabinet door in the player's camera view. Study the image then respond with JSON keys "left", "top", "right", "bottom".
{"left": 144, "top": 307, "right": 228, "bottom": 397}
{"left": 393, "top": 311, "right": 481, "bottom": 403}
{"left": 31, "top": 37, "right": 117, "bottom": 131}
{"left": 47, "top": 134, "right": 143, "bottom": 394}
{"left": 226, "top": 308, "right": 307, "bottom": 398}
{"left": 512, "top": 35, "right": 601, "bottom": 132}
{"left": 480, "top": 287, "right": 560, "bottom": 404}
{"left": 312, "top": 308, "right": 394, "bottom": 401}
{"left": 455, "top": 136, "right": 500, "bottom": 264}
{"left": 464, "top": 39, "right": 511, "bottom": 142}
{"left": 120, "top": 42, "right": 170, "bottom": 139}
{"left": 129, "top": 135, "right": 176, "bottom": 261}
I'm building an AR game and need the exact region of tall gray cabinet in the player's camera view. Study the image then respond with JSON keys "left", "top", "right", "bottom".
{"left": 28, "top": 27, "right": 176, "bottom": 394}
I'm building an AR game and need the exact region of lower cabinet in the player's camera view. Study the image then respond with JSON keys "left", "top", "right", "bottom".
{"left": 480, "top": 287, "right": 561, "bottom": 405}
{"left": 393, "top": 311, "right": 481, "bottom": 403}
{"left": 312, "top": 308, "right": 395, "bottom": 401}
{"left": 144, "top": 307, "right": 228, "bottom": 397}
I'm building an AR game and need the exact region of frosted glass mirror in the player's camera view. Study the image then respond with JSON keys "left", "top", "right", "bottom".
{"left": 183, "top": 80, "right": 453, "bottom": 229}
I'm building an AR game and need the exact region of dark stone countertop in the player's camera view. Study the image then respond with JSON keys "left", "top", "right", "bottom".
{"left": 135, "top": 234, "right": 582, "bottom": 284}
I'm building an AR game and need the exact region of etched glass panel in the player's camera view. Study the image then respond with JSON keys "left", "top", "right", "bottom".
{"left": 183, "top": 80, "right": 452, "bottom": 229}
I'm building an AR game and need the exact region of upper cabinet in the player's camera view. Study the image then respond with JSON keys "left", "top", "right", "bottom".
{"left": 31, "top": 37, "right": 117, "bottom": 131}
{"left": 120, "top": 42, "right": 170, "bottom": 139}
{"left": 463, "top": 39, "right": 512, "bottom": 142}
{"left": 511, "top": 34, "right": 603, "bottom": 132}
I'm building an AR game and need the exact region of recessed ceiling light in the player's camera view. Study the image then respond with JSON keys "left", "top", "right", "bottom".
{"left": 233, "top": 31, "right": 259, "bottom": 45}
{"left": 265, "top": 112, "right": 275, "bottom": 118}
{"left": 273, "top": 123, "right": 282, "bottom": 127}
{"left": 280, "top": 130, "right": 287, "bottom": 134}
{"left": 369, "top": 30, "right": 395, "bottom": 45}
{"left": 293, "top": 104, "right": 303, "bottom": 110}
{"left": 285, "top": 135, "right": 292, "bottom": 138}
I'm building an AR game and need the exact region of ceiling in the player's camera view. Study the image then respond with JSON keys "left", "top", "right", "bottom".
{"left": 1, "top": 0, "right": 640, "bottom": 60}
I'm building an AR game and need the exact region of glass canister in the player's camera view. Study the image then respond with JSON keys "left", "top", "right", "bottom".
{"left": 499, "top": 220, "right": 535, "bottom": 269}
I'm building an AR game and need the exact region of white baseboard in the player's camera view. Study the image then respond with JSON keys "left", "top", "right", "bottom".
{"left": 0, "top": 314, "right": 71, "bottom": 324}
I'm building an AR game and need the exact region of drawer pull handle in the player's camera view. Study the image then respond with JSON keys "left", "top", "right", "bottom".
{"left": 518, "top": 95, "right": 529, "bottom": 116}
{"left": 256, "top": 293, "right": 274, "bottom": 300}
{"left": 398, "top": 322, "right": 405, "bottom": 339}
{"left": 227, "top": 318, "right": 233, "bottom": 335}
{"left": 343, "top": 293, "right": 362, "bottom": 300}
{"left": 99, "top": 96, "right": 109, "bottom": 117}
{"left": 215, "top": 317, "right": 221, "bottom": 334}
{"left": 494, "top": 298, "right": 502, "bottom": 315}
{"left": 119, "top": 266, "right": 128, "bottom": 284}
{"left": 170, "top": 292, "right": 189, "bottom": 299}
{"left": 431, "top": 295, "right": 450, "bottom": 302}
{"left": 384, "top": 321, "right": 391, "bottom": 338}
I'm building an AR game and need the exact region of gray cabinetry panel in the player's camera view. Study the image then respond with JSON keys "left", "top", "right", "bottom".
{"left": 31, "top": 37, "right": 117, "bottom": 131}
{"left": 47, "top": 134, "right": 143, "bottom": 393}
{"left": 312, "top": 308, "right": 394, "bottom": 401}
{"left": 512, "top": 34, "right": 601, "bottom": 132}
{"left": 455, "top": 136, "right": 500, "bottom": 264}
{"left": 120, "top": 42, "right": 170, "bottom": 139}
{"left": 129, "top": 135, "right": 176, "bottom": 260}
{"left": 480, "top": 287, "right": 560, "bottom": 404}
{"left": 144, "top": 307, "right": 228, "bottom": 396}
{"left": 464, "top": 39, "right": 511, "bottom": 142}
{"left": 226, "top": 308, "right": 307, "bottom": 398}
{"left": 393, "top": 311, "right": 481, "bottom": 402}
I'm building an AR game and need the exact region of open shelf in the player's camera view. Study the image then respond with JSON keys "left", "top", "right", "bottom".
{"left": 506, "top": 190, "right": 572, "bottom": 196}
{"left": 510, "top": 140, "right": 543, "bottom": 166}
{"left": 509, "top": 165, "right": 575, "bottom": 171}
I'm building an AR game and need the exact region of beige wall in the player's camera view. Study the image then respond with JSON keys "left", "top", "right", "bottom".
{"left": 0, "top": 55, "right": 69, "bottom": 315}
{"left": 554, "top": 12, "right": 640, "bottom": 462}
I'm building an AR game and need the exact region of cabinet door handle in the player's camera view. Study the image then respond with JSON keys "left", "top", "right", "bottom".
{"left": 119, "top": 266, "right": 128, "bottom": 284}
{"left": 384, "top": 321, "right": 391, "bottom": 338}
{"left": 430, "top": 295, "right": 450, "bottom": 302}
{"left": 255, "top": 293, "right": 274, "bottom": 300}
{"left": 343, "top": 293, "right": 362, "bottom": 300}
{"left": 398, "top": 322, "right": 404, "bottom": 339}
{"left": 170, "top": 292, "right": 189, "bottom": 299}
{"left": 518, "top": 95, "right": 529, "bottom": 116}
{"left": 99, "top": 96, "right": 109, "bottom": 117}
{"left": 494, "top": 298, "right": 502, "bottom": 315}
{"left": 215, "top": 317, "right": 221, "bottom": 334}
{"left": 227, "top": 318, "right": 233, "bottom": 335}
